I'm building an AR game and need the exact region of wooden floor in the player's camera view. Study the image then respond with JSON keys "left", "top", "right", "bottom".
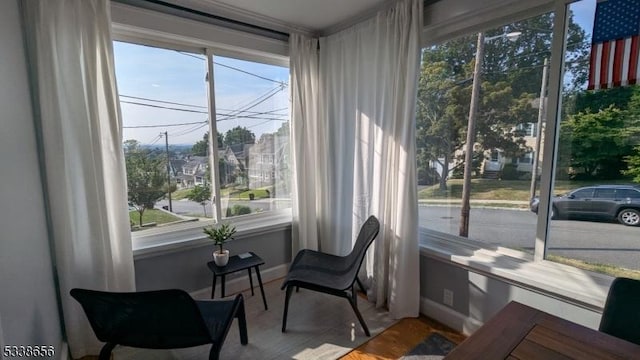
{"left": 340, "top": 315, "right": 467, "bottom": 360}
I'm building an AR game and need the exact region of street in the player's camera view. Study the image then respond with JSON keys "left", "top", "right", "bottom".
{"left": 156, "top": 199, "right": 639, "bottom": 271}
{"left": 420, "top": 205, "right": 640, "bottom": 271}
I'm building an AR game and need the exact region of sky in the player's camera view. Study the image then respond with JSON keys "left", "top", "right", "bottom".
{"left": 113, "top": 41, "right": 290, "bottom": 146}
{"left": 113, "top": 0, "right": 597, "bottom": 147}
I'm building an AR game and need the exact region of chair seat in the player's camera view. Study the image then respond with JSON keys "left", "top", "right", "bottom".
{"left": 196, "top": 299, "right": 239, "bottom": 343}
{"left": 282, "top": 249, "right": 355, "bottom": 291}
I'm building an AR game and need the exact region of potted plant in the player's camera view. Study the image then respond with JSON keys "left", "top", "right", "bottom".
{"left": 203, "top": 222, "right": 236, "bottom": 266}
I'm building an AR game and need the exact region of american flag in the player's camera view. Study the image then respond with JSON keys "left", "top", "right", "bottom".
{"left": 588, "top": 0, "right": 640, "bottom": 90}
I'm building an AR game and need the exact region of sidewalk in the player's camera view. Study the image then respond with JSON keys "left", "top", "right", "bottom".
{"left": 418, "top": 198, "right": 529, "bottom": 208}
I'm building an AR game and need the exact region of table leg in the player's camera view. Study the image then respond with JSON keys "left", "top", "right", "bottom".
{"left": 248, "top": 268, "right": 255, "bottom": 296}
{"left": 211, "top": 275, "right": 217, "bottom": 299}
{"left": 255, "top": 266, "right": 268, "bottom": 310}
{"left": 221, "top": 275, "right": 226, "bottom": 298}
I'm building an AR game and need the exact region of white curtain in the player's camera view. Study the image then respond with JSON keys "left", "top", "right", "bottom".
{"left": 290, "top": 34, "right": 322, "bottom": 255}
{"left": 290, "top": 0, "right": 422, "bottom": 318}
{"left": 21, "top": 0, "right": 135, "bottom": 357}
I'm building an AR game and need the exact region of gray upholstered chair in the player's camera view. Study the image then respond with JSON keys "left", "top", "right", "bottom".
{"left": 71, "top": 288, "right": 247, "bottom": 360}
{"left": 281, "top": 215, "right": 380, "bottom": 336}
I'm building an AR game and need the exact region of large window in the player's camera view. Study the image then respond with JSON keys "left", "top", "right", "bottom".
{"left": 417, "top": 11, "right": 554, "bottom": 252}
{"left": 546, "top": 0, "right": 640, "bottom": 278}
{"left": 417, "top": 0, "right": 640, "bottom": 280}
{"left": 113, "top": 41, "right": 290, "bottom": 234}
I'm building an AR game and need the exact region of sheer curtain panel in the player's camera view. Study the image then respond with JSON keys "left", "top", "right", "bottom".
{"left": 21, "top": 0, "right": 135, "bottom": 357}
{"left": 291, "top": 0, "right": 422, "bottom": 318}
{"left": 290, "top": 34, "right": 322, "bottom": 255}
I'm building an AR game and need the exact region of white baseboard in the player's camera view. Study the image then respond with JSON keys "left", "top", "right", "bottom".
{"left": 191, "top": 263, "right": 288, "bottom": 299}
{"left": 420, "top": 297, "right": 484, "bottom": 336}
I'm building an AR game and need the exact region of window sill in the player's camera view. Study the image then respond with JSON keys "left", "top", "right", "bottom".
{"left": 132, "top": 208, "right": 292, "bottom": 259}
{"left": 419, "top": 228, "right": 613, "bottom": 312}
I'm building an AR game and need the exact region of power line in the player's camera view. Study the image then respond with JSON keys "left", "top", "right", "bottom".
{"left": 120, "top": 100, "right": 209, "bottom": 114}
{"left": 119, "top": 93, "right": 288, "bottom": 116}
{"left": 120, "top": 94, "right": 207, "bottom": 109}
{"left": 176, "top": 50, "right": 288, "bottom": 85}
{"left": 124, "top": 120, "right": 207, "bottom": 129}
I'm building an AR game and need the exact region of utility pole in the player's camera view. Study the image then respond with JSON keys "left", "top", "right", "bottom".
{"left": 529, "top": 57, "right": 548, "bottom": 201}
{"left": 161, "top": 131, "right": 173, "bottom": 212}
{"left": 459, "top": 32, "right": 485, "bottom": 238}
{"left": 459, "top": 31, "right": 521, "bottom": 238}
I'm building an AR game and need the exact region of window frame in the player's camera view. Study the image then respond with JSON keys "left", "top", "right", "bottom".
{"left": 418, "top": 0, "right": 618, "bottom": 309}
{"left": 111, "top": 11, "right": 291, "bottom": 252}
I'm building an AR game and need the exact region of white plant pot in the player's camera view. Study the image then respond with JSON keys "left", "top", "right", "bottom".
{"left": 213, "top": 249, "right": 229, "bottom": 266}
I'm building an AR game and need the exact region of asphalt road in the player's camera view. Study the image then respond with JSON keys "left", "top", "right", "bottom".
{"left": 420, "top": 205, "right": 640, "bottom": 271}
{"left": 156, "top": 199, "right": 639, "bottom": 271}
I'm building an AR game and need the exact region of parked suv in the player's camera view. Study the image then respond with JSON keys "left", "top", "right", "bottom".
{"left": 530, "top": 185, "right": 640, "bottom": 226}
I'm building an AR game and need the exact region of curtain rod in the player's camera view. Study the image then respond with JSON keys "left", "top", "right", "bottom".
{"left": 114, "top": 0, "right": 290, "bottom": 41}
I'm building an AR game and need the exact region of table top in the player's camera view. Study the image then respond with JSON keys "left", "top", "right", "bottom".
{"left": 444, "top": 301, "right": 640, "bottom": 360}
{"left": 207, "top": 251, "right": 265, "bottom": 275}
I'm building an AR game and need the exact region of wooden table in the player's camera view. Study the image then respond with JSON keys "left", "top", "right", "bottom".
{"left": 445, "top": 301, "right": 640, "bottom": 359}
{"left": 207, "top": 251, "right": 268, "bottom": 310}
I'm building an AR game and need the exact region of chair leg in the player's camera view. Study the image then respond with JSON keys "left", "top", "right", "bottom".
{"left": 282, "top": 285, "right": 294, "bottom": 332}
{"left": 356, "top": 277, "right": 366, "bottom": 293}
{"left": 208, "top": 345, "right": 221, "bottom": 360}
{"left": 349, "top": 286, "right": 370, "bottom": 336}
{"left": 99, "top": 343, "right": 116, "bottom": 360}
{"left": 237, "top": 299, "right": 249, "bottom": 345}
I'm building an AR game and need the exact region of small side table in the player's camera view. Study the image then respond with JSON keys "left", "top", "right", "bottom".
{"left": 207, "top": 251, "right": 268, "bottom": 310}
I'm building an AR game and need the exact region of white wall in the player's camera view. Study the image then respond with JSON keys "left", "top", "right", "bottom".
{"left": 0, "top": 0, "right": 63, "bottom": 356}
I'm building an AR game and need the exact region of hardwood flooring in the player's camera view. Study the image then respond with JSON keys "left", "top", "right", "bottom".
{"left": 340, "top": 315, "right": 466, "bottom": 360}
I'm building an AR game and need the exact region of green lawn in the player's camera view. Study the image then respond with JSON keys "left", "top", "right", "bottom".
{"left": 129, "top": 209, "right": 182, "bottom": 229}
{"left": 171, "top": 188, "right": 192, "bottom": 200}
{"left": 418, "top": 178, "right": 636, "bottom": 201}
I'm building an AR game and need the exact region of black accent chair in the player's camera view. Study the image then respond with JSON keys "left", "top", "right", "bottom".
{"left": 70, "top": 288, "right": 248, "bottom": 360}
{"left": 598, "top": 277, "right": 640, "bottom": 345}
{"left": 281, "top": 215, "right": 380, "bottom": 336}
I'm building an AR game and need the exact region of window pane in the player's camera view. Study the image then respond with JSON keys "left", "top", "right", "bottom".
{"left": 114, "top": 41, "right": 210, "bottom": 231}
{"left": 417, "top": 12, "right": 553, "bottom": 254}
{"left": 212, "top": 56, "right": 290, "bottom": 219}
{"left": 546, "top": 0, "right": 640, "bottom": 278}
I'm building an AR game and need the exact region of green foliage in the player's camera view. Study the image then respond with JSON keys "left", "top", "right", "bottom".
{"left": 416, "top": 12, "right": 588, "bottom": 189}
{"left": 191, "top": 131, "right": 224, "bottom": 156}
{"left": 128, "top": 209, "right": 182, "bottom": 231}
{"left": 500, "top": 164, "right": 520, "bottom": 180}
{"left": 203, "top": 222, "right": 236, "bottom": 252}
{"left": 125, "top": 141, "right": 167, "bottom": 226}
{"left": 559, "top": 104, "right": 639, "bottom": 178}
{"left": 224, "top": 126, "right": 255, "bottom": 147}
{"left": 186, "top": 184, "right": 211, "bottom": 216}
{"left": 225, "top": 205, "right": 252, "bottom": 217}
{"left": 623, "top": 146, "right": 640, "bottom": 183}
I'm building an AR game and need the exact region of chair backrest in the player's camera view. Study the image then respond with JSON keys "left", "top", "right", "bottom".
{"left": 70, "top": 288, "right": 212, "bottom": 349}
{"left": 598, "top": 277, "right": 640, "bottom": 345}
{"left": 344, "top": 215, "right": 380, "bottom": 280}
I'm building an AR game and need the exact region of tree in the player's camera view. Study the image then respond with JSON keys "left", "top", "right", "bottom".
{"left": 125, "top": 143, "right": 166, "bottom": 226}
{"left": 623, "top": 146, "right": 640, "bottom": 183}
{"left": 223, "top": 126, "right": 255, "bottom": 147}
{"left": 186, "top": 184, "right": 211, "bottom": 216}
{"left": 416, "top": 12, "right": 588, "bottom": 188}
{"left": 416, "top": 60, "right": 466, "bottom": 190}
{"left": 191, "top": 131, "right": 223, "bottom": 156}
{"left": 558, "top": 106, "right": 631, "bottom": 177}
{"left": 559, "top": 86, "right": 640, "bottom": 179}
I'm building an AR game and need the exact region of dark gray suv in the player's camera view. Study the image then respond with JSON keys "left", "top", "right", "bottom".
{"left": 530, "top": 185, "right": 640, "bottom": 226}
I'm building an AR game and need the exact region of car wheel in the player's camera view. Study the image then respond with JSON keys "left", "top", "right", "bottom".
{"left": 550, "top": 206, "right": 558, "bottom": 220}
{"left": 617, "top": 209, "right": 640, "bottom": 226}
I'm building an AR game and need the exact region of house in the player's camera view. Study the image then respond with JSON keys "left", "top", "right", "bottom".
{"left": 177, "top": 156, "right": 209, "bottom": 188}
{"left": 1, "top": 0, "right": 625, "bottom": 359}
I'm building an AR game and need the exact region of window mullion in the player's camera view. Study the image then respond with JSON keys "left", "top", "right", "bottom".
{"left": 533, "top": 0, "right": 568, "bottom": 262}
{"left": 206, "top": 48, "right": 222, "bottom": 222}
